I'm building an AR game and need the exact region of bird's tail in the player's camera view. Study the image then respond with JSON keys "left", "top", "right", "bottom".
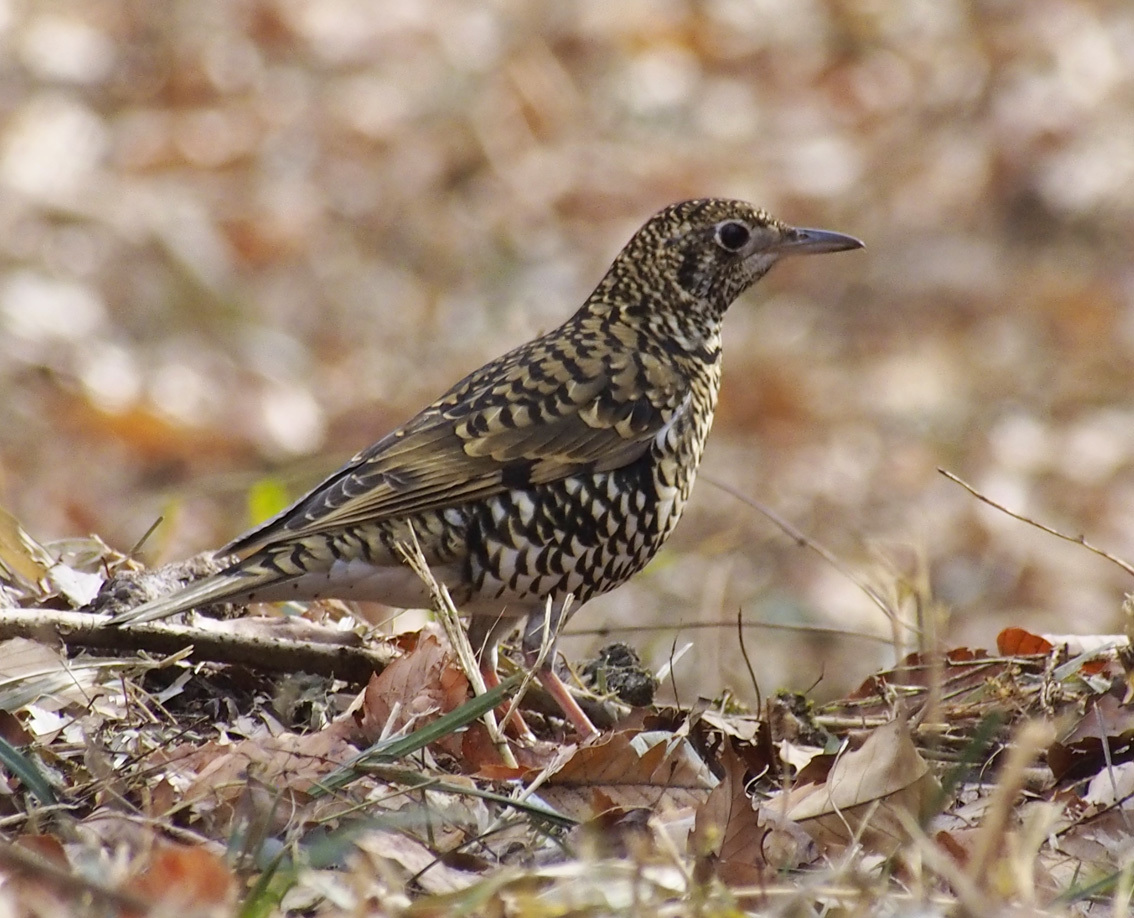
{"left": 107, "top": 567, "right": 275, "bottom": 626}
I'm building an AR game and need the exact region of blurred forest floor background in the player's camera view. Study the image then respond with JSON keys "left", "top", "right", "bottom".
{"left": 2, "top": 0, "right": 1133, "bottom": 702}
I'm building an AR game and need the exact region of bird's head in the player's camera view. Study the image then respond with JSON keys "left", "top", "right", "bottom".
{"left": 597, "top": 198, "right": 862, "bottom": 328}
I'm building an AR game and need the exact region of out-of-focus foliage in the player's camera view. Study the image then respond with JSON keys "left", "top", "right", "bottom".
{"left": 1, "top": 0, "right": 1133, "bottom": 698}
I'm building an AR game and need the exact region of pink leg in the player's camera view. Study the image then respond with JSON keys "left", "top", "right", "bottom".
{"left": 536, "top": 665, "right": 599, "bottom": 742}
{"left": 520, "top": 601, "right": 600, "bottom": 741}
{"left": 480, "top": 661, "right": 536, "bottom": 741}
{"left": 470, "top": 615, "right": 537, "bottom": 740}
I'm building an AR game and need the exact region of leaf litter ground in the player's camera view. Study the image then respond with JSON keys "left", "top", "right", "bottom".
{"left": 1, "top": 512, "right": 1133, "bottom": 916}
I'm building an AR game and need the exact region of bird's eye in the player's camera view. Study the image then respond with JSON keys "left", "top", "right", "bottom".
{"left": 715, "top": 221, "right": 751, "bottom": 252}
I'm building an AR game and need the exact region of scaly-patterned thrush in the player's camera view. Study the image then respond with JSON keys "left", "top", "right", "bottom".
{"left": 111, "top": 199, "right": 862, "bottom": 740}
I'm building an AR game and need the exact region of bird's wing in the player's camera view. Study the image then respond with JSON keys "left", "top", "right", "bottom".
{"left": 224, "top": 339, "right": 689, "bottom": 557}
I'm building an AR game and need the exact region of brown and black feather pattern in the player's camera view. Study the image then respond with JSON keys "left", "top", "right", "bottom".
{"left": 112, "top": 198, "right": 861, "bottom": 734}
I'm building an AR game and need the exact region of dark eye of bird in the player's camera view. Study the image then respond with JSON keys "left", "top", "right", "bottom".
{"left": 715, "top": 221, "right": 750, "bottom": 252}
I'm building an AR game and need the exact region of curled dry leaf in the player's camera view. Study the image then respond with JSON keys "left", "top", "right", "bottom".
{"left": 175, "top": 723, "right": 359, "bottom": 833}
{"left": 780, "top": 719, "right": 938, "bottom": 856}
{"left": 360, "top": 629, "right": 469, "bottom": 743}
{"left": 538, "top": 729, "right": 716, "bottom": 821}
{"left": 691, "top": 743, "right": 815, "bottom": 888}
{"left": 352, "top": 828, "right": 481, "bottom": 896}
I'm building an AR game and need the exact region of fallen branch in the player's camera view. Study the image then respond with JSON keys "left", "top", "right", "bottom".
{"left": 0, "top": 608, "right": 396, "bottom": 683}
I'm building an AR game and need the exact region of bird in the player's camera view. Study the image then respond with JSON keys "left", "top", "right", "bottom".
{"left": 110, "top": 198, "right": 862, "bottom": 741}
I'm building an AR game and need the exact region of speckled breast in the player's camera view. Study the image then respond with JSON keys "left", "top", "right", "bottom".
{"left": 463, "top": 361, "right": 722, "bottom": 612}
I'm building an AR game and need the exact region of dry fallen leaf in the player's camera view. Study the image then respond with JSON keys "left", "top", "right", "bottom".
{"left": 691, "top": 743, "right": 811, "bottom": 888}
{"left": 780, "top": 718, "right": 939, "bottom": 856}
{"left": 0, "top": 637, "right": 102, "bottom": 713}
{"left": 359, "top": 629, "right": 469, "bottom": 743}
{"left": 0, "top": 508, "right": 54, "bottom": 596}
{"left": 127, "top": 843, "right": 237, "bottom": 914}
{"left": 352, "top": 828, "right": 482, "bottom": 896}
{"left": 1047, "top": 693, "right": 1134, "bottom": 784}
{"left": 173, "top": 722, "right": 359, "bottom": 833}
{"left": 538, "top": 729, "right": 716, "bottom": 820}
{"left": 998, "top": 627, "right": 1115, "bottom": 677}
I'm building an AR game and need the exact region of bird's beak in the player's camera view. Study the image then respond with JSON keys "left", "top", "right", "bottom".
{"left": 774, "top": 226, "right": 864, "bottom": 255}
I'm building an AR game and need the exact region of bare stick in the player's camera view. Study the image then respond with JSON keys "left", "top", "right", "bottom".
{"left": 735, "top": 607, "right": 762, "bottom": 712}
{"left": 702, "top": 474, "right": 910, "bottom": 633}
{"left": 0, "top": 608, "right": 395, "bottom": 682}
{"left": 939, "top": 468, "right": 1134, "bottom": 579}
{"left": 127, "top": 515, "right": 164, "bottom": 559}
{"left": 567, "top": 618, "right": 893, "bottom": 644}
{"left": 396, "top": 532, "right": 518, "bottom": 768}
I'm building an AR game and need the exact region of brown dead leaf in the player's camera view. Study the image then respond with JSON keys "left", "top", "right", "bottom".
{"left": 0, "top": 508, "right": 54, "bottom": 594}
{"left": 12, "top": 834, "right": 69, "bottom": 868}
{"left": 573, "top": 799, "right": 658, "bottom": 861}
{"left": 127, "top": 844, "right": 236, "bottom": 913}
{"left": 781, "top": 719, "right": 939, "bottom": 856}
{"left": 0, "top": 710, "right": 31, "bottom": 746}
{"left": 459, "top": 721, "right": 510, "bottom": 771}
{"left": 1048, "top": 693, "right": 1134, "bottom": 783}
{"left": 352, "top": 828, "right": 481, "bottom": 895}
{"left": 691, "top": 745, "right": 754, "bottom": 856}
{"left": 359, "top": 630, "right": 468, "bottom": 743}
{"left": 171, "top": 722, "right": 358, "bottom": 832}
{"left": 460, "top": 721, "right": 558, "bottom": 773}
{"left": 538, "top": 729, "right": 715, "bottom": 820}
{"left": 690, "top": 743, "right": 764, "bottom": 886}
{"left": 1054, "top": 797, "right": 1134, "bottom": 874}
{"left": 997, "top": 627, "right": 1053, "bottom": 658}
{"left": 935, "top": 828, "right": 970, "bottom": 867}
{"left": 999, "top": 627, "right": 1118, "bottom": 677}
{"left": 691, "top": 743, "right": 816, "bottom": 893}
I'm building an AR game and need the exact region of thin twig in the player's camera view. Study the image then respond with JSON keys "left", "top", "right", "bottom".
{"left": 735, "top": 607, "right": 762, "bottom": 712}
{"left": 702, "top": 474, "right": 908, "bottom": 631}
{"left": 665, "top": 635, "right": 682, "bottom": 713}
{"left": 940, "top": 467, "right": 1134, "bottom": 579}
{"left": 127, "top": 515, "right": 165, "bottom": 559}
{"left": 396, "top": 531, "right": 518, "bottom": 769}
{"left": 567, "top": 618, "right": 893, "bottom": 644}
{"left": 498, "top": 595, "right": 573, "bottom": 735}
